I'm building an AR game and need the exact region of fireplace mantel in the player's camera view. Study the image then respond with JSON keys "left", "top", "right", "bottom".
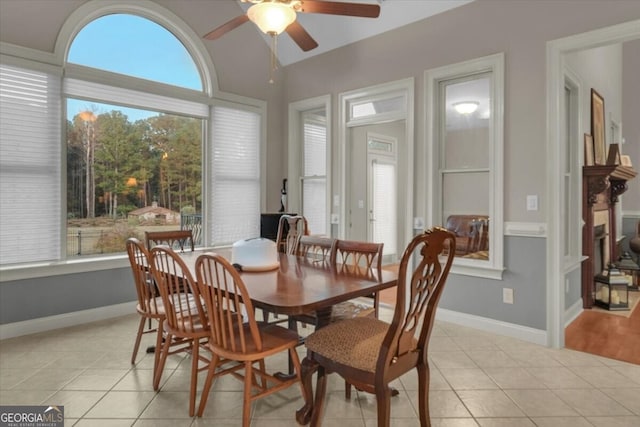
{"left": 582, "top": 164, "right": 637, "bottom": 308}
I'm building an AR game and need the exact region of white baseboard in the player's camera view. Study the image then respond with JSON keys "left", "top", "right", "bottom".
{"left": 0, "top": 302, "right": 137, "bottom": 340}
{"left": 435, "top": 308, "right": 547, "bottom": 346}
{"left": 564, "top": 298, "right": 584, "bottom": 327}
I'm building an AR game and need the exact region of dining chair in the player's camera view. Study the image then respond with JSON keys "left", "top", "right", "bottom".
{"left": 296, "top": 227, "right": 456, "bottom": 427}
{"left": 262, "top": 214, "right": 308, "bottom": 324}
{"left": 293, "top": 237, "right": 383, "bottom": 328}
{"left": 275, "top": 214, "right": 308, "bottom": 255}
{"left": 288, "top": 236, "right": 337, "bottom": 332}
{"left": 331, "top": 239, "right": 384, "bottom": 319}
{"left": 194, "top": 252, "right": 303, "bottom": 426}
{"left": 125, "top": 238, "right": 165, "bottom": 381}
{"left": 297, "top": 235, "right": 336, "bottom": 264}
{"left": 145, "top": 229, "right": 195, "bottom": 252}
{"left": 149, "top": 245, "right": 210, "bottom": 417}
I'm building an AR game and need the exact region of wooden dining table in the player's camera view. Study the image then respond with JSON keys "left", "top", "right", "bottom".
{"left": 177, "top": 248, "right": 398, "bottom": 329}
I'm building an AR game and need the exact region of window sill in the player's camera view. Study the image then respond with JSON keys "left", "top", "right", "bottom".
{"left": 450, "top": 259, "right": 505, "bottom": 280}
{"left": 0, "top": 254, "right": 130, "bottom": 282}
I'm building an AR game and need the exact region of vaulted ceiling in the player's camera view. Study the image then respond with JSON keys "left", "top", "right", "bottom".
{"left": 225, "top": 0, "right": 474, "bottom": 66}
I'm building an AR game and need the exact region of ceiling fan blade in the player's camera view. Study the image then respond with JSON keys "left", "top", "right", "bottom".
{"left": 298, "top": 0, "right": 381, "bottom": 18}
{"left": 203, "top": 14, "right": 250, "bottom": 40}
{"left": 285, "top": 21, "right": 319, "bottom": 52}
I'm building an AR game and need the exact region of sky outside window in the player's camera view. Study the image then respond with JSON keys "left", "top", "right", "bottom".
{"left": 67, "top": 14, "right": 202, "bottom": 121}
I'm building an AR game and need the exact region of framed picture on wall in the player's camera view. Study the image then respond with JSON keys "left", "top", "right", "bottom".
{"left": 584, "top": 133, "right": 594, "bottom": 166}
{"left": 591, "top": 89, "right": 606, "bottom": 165}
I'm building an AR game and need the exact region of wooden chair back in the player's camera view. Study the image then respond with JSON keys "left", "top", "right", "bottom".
{"left": 385, "top": 227, "right": 455, "bottom": 364}
{"left": 330, "top": 239, "right": 383, "bottom": 274}
{"left": 149, "top": 245, "right": 207, "bottom": 335}
{"left": 126, "top": 237, "right": 159, "bottom": 315}
{"left": 145, "top": 229, "right": 195, "bottom": 252}
{"left": 297, "top": 236, "right": 336, "bottom": 265}
{"left": 275, "top": 214, "right": 307, "bottom": 255}
{"left": 195, "top": 252, "right": 262, "bottom": 356}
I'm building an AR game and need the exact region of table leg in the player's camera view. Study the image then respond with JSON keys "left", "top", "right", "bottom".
{"left": 314, "top": 306, "right": 332, "bottom": 329}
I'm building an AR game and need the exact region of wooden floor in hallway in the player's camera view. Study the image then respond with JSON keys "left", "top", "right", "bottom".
{"left": 565, "top": 291, "right": 640, "bottom": 365}
{"left": 381, "top": 263, "right": 639, "bottom": 365}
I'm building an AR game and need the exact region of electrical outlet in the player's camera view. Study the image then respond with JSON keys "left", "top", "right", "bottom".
{"left": 503, "top": 288, "right": 514, "bottom": 304}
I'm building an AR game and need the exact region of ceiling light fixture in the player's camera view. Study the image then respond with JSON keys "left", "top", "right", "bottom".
{"left": 247, "top": 1, "right": 297, "bottom": 84}
{"left": 247, "top": 2, "right": 296, "bottom": 35}
{"left": 453, "top": 101, "right": 479, "bottom": 115}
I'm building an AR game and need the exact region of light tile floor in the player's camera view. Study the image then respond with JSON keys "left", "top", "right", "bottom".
{"left": 1, "top": 306, "right": 639, "bottom": 426}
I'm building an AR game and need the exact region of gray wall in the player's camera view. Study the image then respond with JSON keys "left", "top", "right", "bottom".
{"left": 0, "top": 269, "right": 134, "bottom": 324}
{"left": 439, "top": 237, "right": 547, "bottom": 330}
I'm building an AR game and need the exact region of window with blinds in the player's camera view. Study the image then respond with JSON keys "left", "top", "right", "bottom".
{"left": 210, "top": 105, "right": 261, "bottom": 245}
{"left": 0, "top": 63, "right": 62, "bottom": 265}
{"left": 301, "top": 111, "right": 327, "bottom": 236}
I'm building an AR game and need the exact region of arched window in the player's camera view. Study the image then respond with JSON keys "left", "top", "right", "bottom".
{"left": 64, "top": 13, "right": 208, "bottom": 257}
{"left": 67, "top": 14, "right": 202, "bottom": 90}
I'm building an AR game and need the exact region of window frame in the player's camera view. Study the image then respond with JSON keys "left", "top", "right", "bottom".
{"left": 424, "top": 53, "right": 505, "bottom": 280}
{"left": 0, "top": 1, "right": 266, "bottom": 281}
{"left": 288, "top": 95, "right": 332, "bottom": 234}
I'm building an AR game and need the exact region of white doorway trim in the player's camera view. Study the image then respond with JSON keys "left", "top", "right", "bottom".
{"left": 338, "top": 78, "right": 414, "bottom": 250}
{"left": 546, "top": 19, "right": 640, "bottom": 348}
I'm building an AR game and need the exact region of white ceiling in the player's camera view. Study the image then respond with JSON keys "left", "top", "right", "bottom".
{"left": 236, "top": 0, "right": 474, "bottom": 66}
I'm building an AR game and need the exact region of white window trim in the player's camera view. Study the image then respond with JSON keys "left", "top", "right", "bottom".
{"left": 424, "top": 53, "right": 505, "bottom": 280}
{"left": 288, "top": 94, "right": 332, "bottom": 233}
{"left": 561, "top": 65, "right": 583, "bottom": 268}
{"left": 339, "top": 78, "right": 415, "bottom": 251}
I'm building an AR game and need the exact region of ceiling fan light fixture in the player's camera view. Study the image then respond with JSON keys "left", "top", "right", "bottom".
{"left": 247, "top": 2, "right": 296, "bottom": 35}
{"left": 453, "top": 101, "right": 479, "bottom": 115}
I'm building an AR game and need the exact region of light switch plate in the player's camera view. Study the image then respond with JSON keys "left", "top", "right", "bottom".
{"left": 526, "top": 195, "right": 538, "bottom": 211}
{"left": 503, "top": 288, "right": 514, "bottom": 304}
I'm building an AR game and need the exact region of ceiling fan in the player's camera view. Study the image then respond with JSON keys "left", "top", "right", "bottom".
{"left": 203, "top": 0, "right": 381, "bottom": 52}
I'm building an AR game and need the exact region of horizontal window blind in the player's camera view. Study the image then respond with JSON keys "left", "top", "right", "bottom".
{"left": 210, "top": 105, "right": 260, "bottom": 245}
{"left": 303, "top": 122, "right": 326, "bottom": 176}
{"left": 64, "top": 78, "right": 209, "bottom": 118}
{"left": 302, "top": 178, "right": 326, "bottom": 236}
{"left": 0, "top": 63, "right": 62, "bottom": 265}
{"left": 302, "top": 118, "right": 327, "bottom": 235}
